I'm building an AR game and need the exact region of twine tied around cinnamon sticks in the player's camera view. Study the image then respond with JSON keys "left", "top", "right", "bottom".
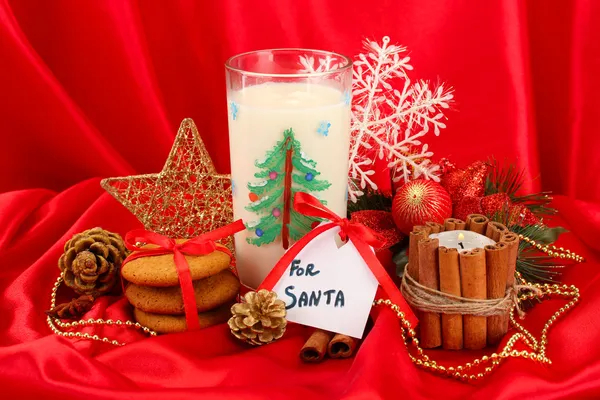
{"left": 401, "top": 264, "right": 541, "bottom": 318}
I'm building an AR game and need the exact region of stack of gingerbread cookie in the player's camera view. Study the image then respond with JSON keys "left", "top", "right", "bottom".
{"left": 122, "top": 242, "right": 240, "bottom": 334}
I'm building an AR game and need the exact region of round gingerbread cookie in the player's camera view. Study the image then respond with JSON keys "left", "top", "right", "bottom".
{"left": 121, "top": 242, "right": 231, "bottom": 287}
{"left": 125, "top": 269, "right": 240, "bottom": 315}
{"left": 134, "top": 303, "right": 233, "bottom": 334}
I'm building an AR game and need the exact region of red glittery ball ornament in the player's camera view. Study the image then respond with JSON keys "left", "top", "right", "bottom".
{"left": 392, "top": 179, "right": 452, "bottom": 234}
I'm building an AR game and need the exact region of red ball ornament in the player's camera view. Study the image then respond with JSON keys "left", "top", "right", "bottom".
{"left": 392, "top": 179, "right": 452, "bottom": 234}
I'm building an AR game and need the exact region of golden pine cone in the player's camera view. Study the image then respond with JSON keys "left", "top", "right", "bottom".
{"left": 58, "top": 227, "right": 128, "bottom": 297}
{"left": 228, "top": 289, "right": 287, "bottom": 346}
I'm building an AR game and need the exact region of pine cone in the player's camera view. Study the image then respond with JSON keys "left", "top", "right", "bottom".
{"left": 228, "top": 289, "right": 287, "bottom": 346}
{"left": 58, "top": 227, "right": 128, "bottom": 297}
{"left": 46, "top": 295, "right": 95, "bottom": 320}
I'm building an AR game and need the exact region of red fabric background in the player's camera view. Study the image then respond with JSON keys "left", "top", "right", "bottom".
{"left": 1, "top": 0, "right": 600, "bottom": 398}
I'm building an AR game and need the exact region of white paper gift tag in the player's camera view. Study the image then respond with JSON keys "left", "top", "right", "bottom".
{"left": 271, "top": 225, "right": 379, "bottom": 339}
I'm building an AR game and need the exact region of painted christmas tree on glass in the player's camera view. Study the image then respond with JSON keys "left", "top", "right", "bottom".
{"left": 246, "top": 128, "right": 330, "bottom": 249}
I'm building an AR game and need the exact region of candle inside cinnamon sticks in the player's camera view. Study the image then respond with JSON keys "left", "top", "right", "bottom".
{"left": 327, "top": 334, "right": 359, "bottom": 359}
{"left": 444, "top": 218, "right": 466, "bottom": 231}
{"left": 485, "top": 222, "right": 507, "bottom": 241}
{"left": 459, "top": 248, "right": 487, "bottom": 350}
{"left": 418, "top": 238, "right": 441, "bottom": 348}
{"left": 300, "top": 329, "right": 334, "bottom": 363}
{"left": 438, "top": 246, "right": 463, "bottom": 350}
{"left": 485, "top": 242, "right": 510, "bottom": 345}
{"left": 466, "top": 214, "right": 489, "bottom": 235}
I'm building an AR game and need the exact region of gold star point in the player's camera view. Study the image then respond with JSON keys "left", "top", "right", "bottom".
{"left": 101, "top": 118, "right": 233, "bottom": 242}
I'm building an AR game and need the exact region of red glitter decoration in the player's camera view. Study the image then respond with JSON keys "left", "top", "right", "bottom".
{"left": 350, "top": 210, "right": 403, "bottom": 249}
{"left": 440, "top": 160, "right": 491, "bottom": 203}
{"left": 454, "top": 196, "right": 484, "bottom": 221}
{"left": 392, "top": 179, "right": 452, "bottom": 234}
{"left": 508, "top": 205, "right": 539, "bottom": 226}
{"left": 481, "top": 193, "right": 511, "bottom": 215}
{"left": 454, "top": 192, "right": 540, "bottom": 226}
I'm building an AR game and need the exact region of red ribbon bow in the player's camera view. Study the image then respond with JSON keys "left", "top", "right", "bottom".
{"left": 121, "top": 220, "right": 245, "bottom": 331}
{"left": 259, "top": 192, "right": 417, "bottom": 327}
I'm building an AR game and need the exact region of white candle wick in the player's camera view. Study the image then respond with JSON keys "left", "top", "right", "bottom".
{"left": 458, "top": 232, "right": 465, "bottom": 249}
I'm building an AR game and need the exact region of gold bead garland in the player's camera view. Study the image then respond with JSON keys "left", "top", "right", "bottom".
{"left": 374, "top": 273, "right": 580, "bottom": 382}
{"left": 519, "top": 234, "right": 585, "bottom": 262}
{"left": 47, "top": 275, "right": 157, "bottom": 346}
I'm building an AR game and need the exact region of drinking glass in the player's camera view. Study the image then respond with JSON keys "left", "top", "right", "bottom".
{"left": 225, "top": 49, "right": 353, "bottom": 288}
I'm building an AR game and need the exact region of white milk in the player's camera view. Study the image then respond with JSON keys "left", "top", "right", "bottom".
{"left": 228, "top": 82, "right": 351, "bottom": 288}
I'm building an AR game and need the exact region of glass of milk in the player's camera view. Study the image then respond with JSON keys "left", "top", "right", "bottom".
{"left": 225, "top": 49, "right": 353, "bottom": 289}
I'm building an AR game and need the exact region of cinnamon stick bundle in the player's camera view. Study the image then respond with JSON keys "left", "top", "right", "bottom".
{"left": 425, "top": 222, "right": 444, "bottom": 233}
{"left": 500, "top": 232, "right": 520, "bottom": 286}
{"left": 459, "top": 248, "right": 487, "bottom": 350}
{"left": 438, "top": 247, "right": 463, "bottom": 350}
{"left": 444, "top": 218, "right": 466, "bottom": 231}
{"left": 466, "top": 214, "right": 489, "bottom": 235}
{"left": 408, "top": 229, "right": 428, "bottom": 282}
{"left": 485, "top": 222, "right": 508, "bottom": 241}
{"left": 485, "top": 242, "right": 510, "bottom": 345}
{"left": 300, "top": 329, "right": 334, "bottom": 363}
{"left": 327, "top": 334, "right": 359, "bottom": 358}
{"left": 418, "top": 238, "right": 441, "bottom": 348}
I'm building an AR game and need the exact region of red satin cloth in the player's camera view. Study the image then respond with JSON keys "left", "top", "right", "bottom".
{"left": 1, "top": 1, "right": 600, "bottom": 399}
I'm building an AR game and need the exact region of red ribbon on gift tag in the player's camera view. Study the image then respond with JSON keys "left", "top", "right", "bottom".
{"left": 121, "top": 220, "right": 245, "bottom": 331}
{"left": 258, "top": 192, "right": 417, "bottom": 327}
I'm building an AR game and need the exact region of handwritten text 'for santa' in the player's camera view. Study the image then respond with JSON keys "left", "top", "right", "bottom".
{"left": 284, "top": 259, "right": 345, "bottom": 310}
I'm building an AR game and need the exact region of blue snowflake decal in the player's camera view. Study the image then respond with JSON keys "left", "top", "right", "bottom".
{"left": 229, "top": 101, "right": 239, "bottom": 120}
{"left": 343, "top": 90, "right": 352, "bottom": 106}
{"left": 317, "top": 121, "right": 331, "bottom": 137}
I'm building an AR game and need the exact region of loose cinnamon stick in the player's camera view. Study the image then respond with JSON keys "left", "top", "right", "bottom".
{"left": 444, "top": 218, "right": 466, "bottom": 231}
{"left": 485, "top": 242, "right": 510, "bottom": 345}
{"left": 327, "top": 334, "right": 359, "bottom": 358}
{"left": 500, "top": 232, "right": 520, "bottom": 286}
{"left": 425, "top": 222, "right": 444, "bottom": 233}
{"left": 466, "top": 214, "right": 489, "bottom": 235}
{"left": 438, "top": 247, "right": 463, "bottom": 350}
{"left": 300, "top": 329, "right": 334, "bottom": 363}
{"left": 459, "top": 248, "right": 487, "bottom": 350}
{"left": 418, "top": 238, "right": 442, "bottom": 348}
{"left": 485, "top": 222, "right": 507, "bottom": 241}
{"left": 408, "top": 230, "right": 428, "bottom": 282}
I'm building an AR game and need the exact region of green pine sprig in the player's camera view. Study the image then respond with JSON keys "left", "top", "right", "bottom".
{"left": 485, "top": 158, "right": 557, "bottom": 217}
{"left": 489, "top": 207, "right": 568, "bottom": 283}
{"left": 346, "top": 187, "right": 393, "bottom": 217}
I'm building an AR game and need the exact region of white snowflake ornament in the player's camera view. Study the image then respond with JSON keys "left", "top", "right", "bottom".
{"left": 348, "top": 36, "right": 454, "bottom": 201}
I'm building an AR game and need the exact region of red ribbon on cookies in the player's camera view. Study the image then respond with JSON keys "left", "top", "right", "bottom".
{"left": 122, "top": 220, "right": 245, "bottom": 331}
{"left": 258, "top": 192, "right": 417, "bottom": 327}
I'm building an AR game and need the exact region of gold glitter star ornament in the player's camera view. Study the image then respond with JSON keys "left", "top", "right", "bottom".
{"left": 101, "top": 118, "right": 233, "bottom": 239}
